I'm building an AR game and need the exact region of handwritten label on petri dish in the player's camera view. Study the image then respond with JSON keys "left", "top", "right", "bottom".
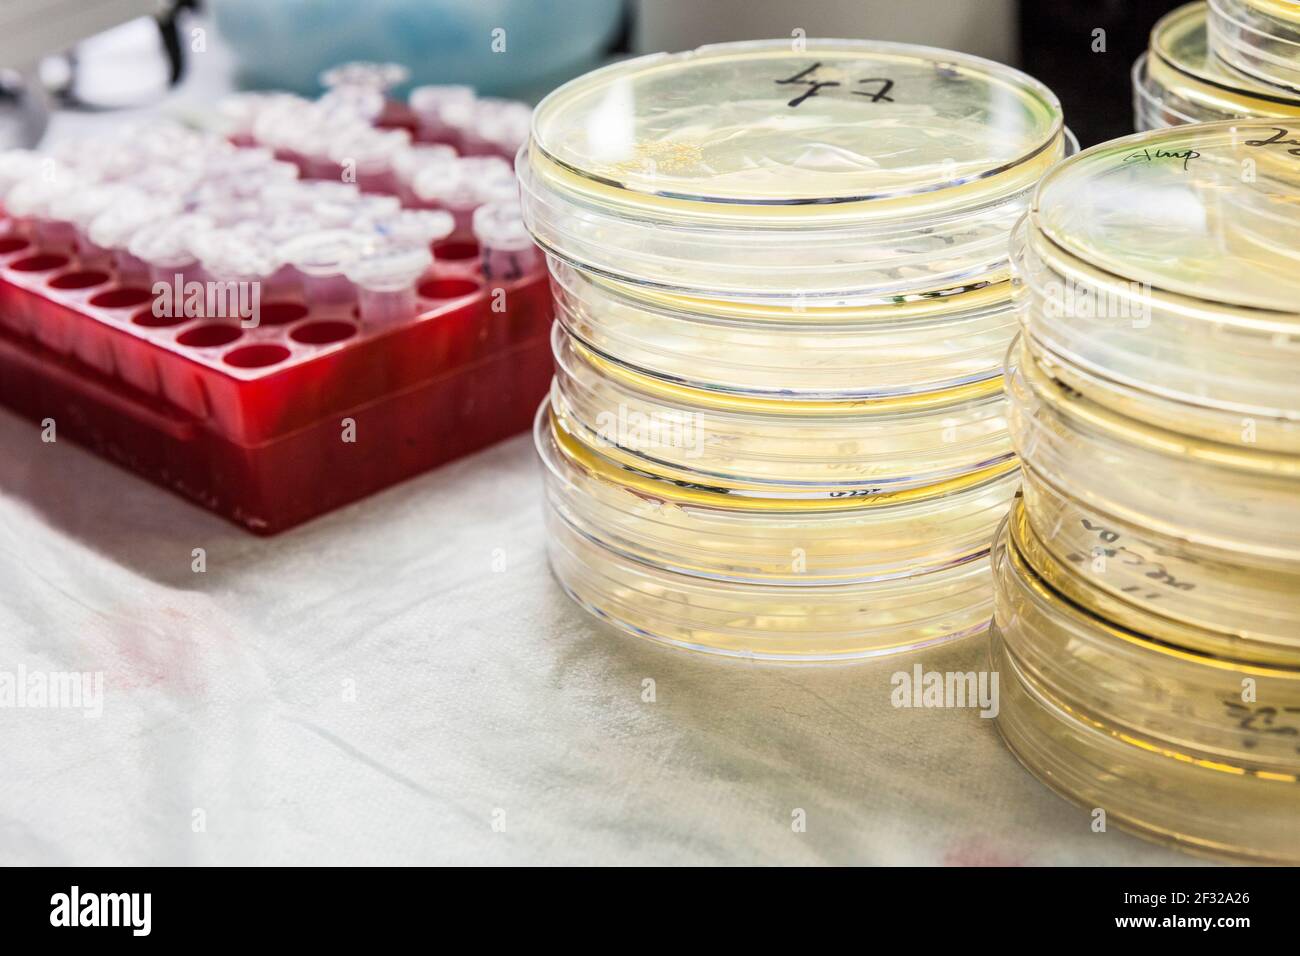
{"left": 1066, "top": 516, "right": 1198, "bottom": 596}
{"left": 1244, "top": 126, "right": 1300, "bottom": 157}
{"left": 1122, "top": 146, "right": 1201, "bottom": 171}
{"left": 774, "top": 63, "right": 896, "bottom": 108}
{"left": 1222, "top": 700, "right": 1300, "bottom": 753}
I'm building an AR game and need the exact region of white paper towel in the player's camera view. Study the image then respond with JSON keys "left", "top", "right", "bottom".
{"left": 0, "top": 409, "right": 1198, "bottom": 865}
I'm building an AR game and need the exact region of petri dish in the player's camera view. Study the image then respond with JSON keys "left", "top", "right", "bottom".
{"left": 1144, "top": 3, "right": 1300, "bottom": 125}
{"left": 991, "top": 515, "right": 1300, "bottom": 863}
{"left": 1013, "top": 217, "right": 1300, "bottom": 422}
{"left": 520, "top": 38, "right": 1067, "bottom": 302}
{"left": 1028, "top": 121, "right": 1300, "bottom": 313}
{"left": 552, "top": 504, "right": 994, "bottom": 661}
{"left": 1009, "top": 490, "right": 1300, "bottom": 666}
{"left": 1017, "top": 123, "right": 1300, "bottom": 418}
{"left": 550, "top": 321, "right": 1013, "bottom": 493}
{"left": 1208, "top": 0, "right": 1300, "bottom": 94}
{"left": 548, "top": 258, "right": 1019, "bottom": 398}
{"left": 1132, "top": 54, "right": 1204, "bottom": 131}
{"left": 537, "top": 403, "right": 1017, "bottom": 586}
{"left": 1006, "top": 335, "right": 1300, "bottom": 568}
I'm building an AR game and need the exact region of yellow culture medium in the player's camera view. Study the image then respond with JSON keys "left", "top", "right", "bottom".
{"left": 992, "top": 508, "right": 1300, "bottom": 864}
{"left": 523, "top": 39, "right": 1070, "bottom": 659}
{"left": 1209, "top": 0, "right": 1300, "bottom": 94}
{"left": 538, "top": 406, "right": 1014, "bottom": 660}
{"left": 520, "top": 38, "right": 1067, "bottom": 303}
{"left": 996, "top": 118, "right": 1300, "bottom": 861}
{"left": 1134, "top": 2, "right": 1300, "bottom": 130}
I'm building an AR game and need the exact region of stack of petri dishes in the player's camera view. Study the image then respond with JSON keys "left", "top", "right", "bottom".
{"left": 518, "top": 39, "right": 1071, "bottom": 660}
{"left": 1210, "top": 0, "right": 1300, "bottom": 93}
{"left": 1134, "top": 1, "right": 1300, "bottom": 130}
{"left": 999, "top": 120, "right": 1300, "bottom": 862}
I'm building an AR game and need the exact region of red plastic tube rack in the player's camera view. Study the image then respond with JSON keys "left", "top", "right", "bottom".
{"left": 0, "top": 233, "right": 553, "bottom": 534}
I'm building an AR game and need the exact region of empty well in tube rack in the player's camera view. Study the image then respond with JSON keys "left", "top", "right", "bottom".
{"left": 520, "top": 38, "right": 1066, "bottom": 302}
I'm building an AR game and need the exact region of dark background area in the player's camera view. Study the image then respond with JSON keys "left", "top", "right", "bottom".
{"left": 1018, "top": 0, "right": 1190, "bottom": 146}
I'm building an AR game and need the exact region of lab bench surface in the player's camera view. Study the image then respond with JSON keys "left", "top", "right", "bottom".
{"left": 0, "top": 408, "right": 1197, "bottom": 866}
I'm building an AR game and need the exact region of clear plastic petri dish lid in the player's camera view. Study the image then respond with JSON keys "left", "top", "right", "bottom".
{"left": 990, "top": 612, "right": 1300, "bottom": 864}
{"left": 550, "top": 257, "right": 1019, "bottom": 398}
{"left": 1029, "top": 121, "right": 1300, "bottom": 313}
{"left": 550, "top": 322, "right": 1014, "bottom": 493}
{"left": 993, "top": 507, "right": 1300, "bottom": 777}
{"left": 1010, "top": 477, "right": 1300, "bottom": 665}
{"left": 547, "top": 497, "right": 996, "bottom": 662}
{"left": 1208, "top": 0, "right": 1300, "bottom": 94}
{"left": 521, "top": 38, "right": 1067, "bottom": 303}
{"left": 1148, "top": 2, "right": 1300, "bottom": 119}
{"left": 1130, "top": 55, "right": 1198, "bottom": 131}
{"left": 1014, "top": 221, "right": 1300, "bottom": 423}
{"left": 536, "top": 402, "right": 1016, "bottom": 586}
{"left": 1006, "top": 334, "right": 1300, "bottom": 565}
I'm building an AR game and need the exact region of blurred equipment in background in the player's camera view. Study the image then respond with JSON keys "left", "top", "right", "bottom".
{"left": 634, "top": 0, "right": 1016, "bottom": 62}
{"left": 211, "top": 0, "right": 626, "bottom": 99}
{"left": 0, "top": 0, "right": 184, "bottom": 147}
{"left": 1020, "top": 0, "right": 1189, "bottom": 146}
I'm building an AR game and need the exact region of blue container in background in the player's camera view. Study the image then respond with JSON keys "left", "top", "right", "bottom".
{"left": 212, "top": 0, "right": 625, "bottom": 100}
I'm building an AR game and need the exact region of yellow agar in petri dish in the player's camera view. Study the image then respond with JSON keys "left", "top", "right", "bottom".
{"left": 1004, "top": 333, "right": 1300, "bottom": 657}
{"left": 1012, "top": 219, "right": 1300, "bottom": 425}
{"left": 530, "top": 40, "right": 1062, "bottom": 204}
{"left": 551, "top": 323, "right": 1012, "bottom": 493}
{"left": 537, "top": 405, "right": 1012, "bottom": 659}
{"left": 1144, "top": 2, "right": 1300, "bottom": 122}
{"left": 991, "top": 511, "right": 1300, "bottom": 863}
{"left": 1209, "top": 0, "right": 1300, "bottom": 94}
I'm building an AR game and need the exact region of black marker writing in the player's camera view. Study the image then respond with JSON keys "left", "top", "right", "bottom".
{"left": 1123, "top": 146, "right": 1200, "bottom": 171}
{"left": 852, "top": 77, "right": 895, "bottom": 102}
{"left": 1244, "top": 126, "right": 1300, "bottom": 157}
{"left": 775, "top": 63, "right": 840, "bottom": 107}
